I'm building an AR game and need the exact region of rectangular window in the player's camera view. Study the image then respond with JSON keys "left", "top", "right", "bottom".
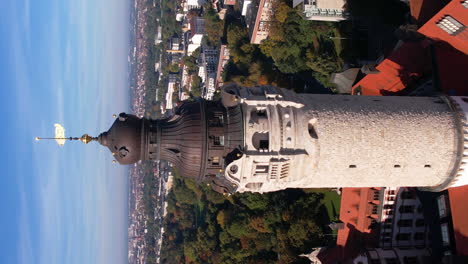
{"left": 383, "top": 223, "right": 392, "bottom": 229}
{"left": 403, "top": 256, "right": 419, "bottom": 264}
{"left": 401, "top": 191, "right": 416, "bottom": 199}
{"left": 382, "top": 237, "right": 391, "bottom": 243}
{"left": 437, "top": 195, "right": 447, "bottom": 218}
{"left": 386, "top": 210, "right": 394, "bottom": 216}
{"left": 399, "top": 205, "right": 415, "bottom": 214}
{"left": 436, "top": 15, "right": 465, "bottom": 36}
{"left": 255, "top": 165, "right": 269, "bottom": 174}
{"left": 209, "top": 113, "right": 224, "bottom": 127}
{"left": 270, "top": 164, "right": 278, "bottom": 179}
{"left": 373, "top": 190, "right": 380, "bottom": 200}
{"left": 372, "top": 204, "right": 378, "bottom": 214}
{"left": 382, "top": 232, "right": 391, "bottom": 237}
{"left": 398, "top": 219, "right": 413, "bottom": 227}
{"left": 212, "top": 156, "right": 220, "bottom": 166}
{"left": 415, "top": 219, "right": 425, "bottom": 227}
{"left": 414, "top": 232, "right": 425, "bottom": 241}
{"left": 213, "top": 135, "right": 224, "bottom": 146}
{"left": 441, "top": 223, "right": 450, "bottom": 246}
{"left": 385, "top": 258, "right": 399, "bottom": 264}
{"left": 463, "top": 0, "right": 468, "bottom": 9}
{"left": 396, "top": 233, "right": 411, "bottom": 241}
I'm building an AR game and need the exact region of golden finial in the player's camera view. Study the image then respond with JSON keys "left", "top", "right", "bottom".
{"left": 112, "top": 114, "right": 117, "bottom": 118}
{"left": 79, "top": 134, "right": 95, "bottom": 144}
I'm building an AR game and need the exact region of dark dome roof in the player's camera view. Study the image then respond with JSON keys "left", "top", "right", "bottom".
{"left": 99, "top": 113, "right": 143, "bottom": 165}
{"left": 158, "top": 100, "right": 206, "bottom": 179}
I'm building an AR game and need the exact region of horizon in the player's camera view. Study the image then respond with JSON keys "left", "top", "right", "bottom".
{"left": 0, "top": 0, "right": 132, "bottom": 263}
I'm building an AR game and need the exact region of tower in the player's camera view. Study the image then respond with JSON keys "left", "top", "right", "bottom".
{"left": 91, "top": 84, "right": 468, "bottom": 194}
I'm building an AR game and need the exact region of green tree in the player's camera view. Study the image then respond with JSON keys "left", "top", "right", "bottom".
{"left": 190, "top": 75, "right": 203, "bottom": 97}
{"left": 204, "top": 5, "right": 224, "bottom": 46}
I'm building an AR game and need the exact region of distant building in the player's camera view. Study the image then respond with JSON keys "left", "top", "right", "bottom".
{"left": 184, "top": 0, "right": 206, "bottom": 11}
{"left": 187, "top": 16, "right": 205, "bottom": 55}
{"left": 155, "top": 26, "right": 162, "bottom": 45}
{"left": 165, "top": 74, "right": 178, "bottom": 110}
{"left": 311, "top": 187, "right": 433, "bottom": 263}
{"left": 293, "top": 0, "right": 348, "bottom": 22}
{"left": 224, "top": 0, "right": 236, "bottom": 5}
{"left": 246, "top": 0, "right": 274, "bottom": 44}
{"left": 213, "top": 0, "right": 228, "bottom": 20}
{"left": 200, "top": 46, "right": 219, "bottom": 100}
{"left": 215, "top": 45, "right": 230, "bottom": 89}
{"left": 170, "top": 37, "right": 180, "bottom": 51}
{"left": 240, "top": 0, "right": 253, "bottom": 16}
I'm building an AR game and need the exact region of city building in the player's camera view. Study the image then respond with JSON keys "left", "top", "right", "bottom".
{"left": 239, "top": 0, "right": 253, "bottom": 16}
{"left": 199, "top": 46, "right": 219, "bottom": 100}
{"left": 293, "top": 0, "right": 348, "bottom": 22}
{"left": 224, "top": 0, "right": 236, "bottom": 5}
{"left": 187, "top": 16, "right": 205, "bottom": 55}
{"left": 155, "top": 26, "right": 162, "bottom": 45}
{"left": 311, "top": 188, "right": 430, "bottom": 263}
{"left": 215, "top": 45, "right": 230, "bottom": 89}
{"left": 165, "top": 74, "right": 178, "bottom": 110}
{"left": 80, "top": 83, "right": 468, "bottom": 195}
{"left": 170, "top": 37, "right": 180, "bottom": 51}
{"left": 308, "top": 187, "right": 468, "bottom": 263}
{"left": 246, "top": 0, "right": 274, "bottom": 44}
{"left": 183, "top": 0, "right": 206, "bottom": 11}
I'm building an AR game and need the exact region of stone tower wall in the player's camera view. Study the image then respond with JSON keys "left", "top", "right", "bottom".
{"left": 221, "top": 85, "right": 464, "bottom": 193}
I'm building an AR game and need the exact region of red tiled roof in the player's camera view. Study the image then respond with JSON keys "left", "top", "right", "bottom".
{"left": 418, "top": 0, "right": 468, "bottom": 54}
{"left": 448, "top": 186, "right": 468, "bottom": 255}
{"left": 352, "top": 0, "right": 468, "bottom": 96}
{"left": 318, "top": 188, "right": 380, "bottom": 263}
{"left": 353, "top": 41, "right": 432, "bottom": 96}
{"left": 410, "top": 0, "right": 450, "bottom": 25}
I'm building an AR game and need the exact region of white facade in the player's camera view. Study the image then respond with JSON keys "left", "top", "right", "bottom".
{"left": 184, "top": 0, "right": 206, "bottom": 11}
{"left": 353, "top": 247, "right": 431, "bottom": 264}
{"left": 165, "top": 75, "right": 178, "bottom": 110}
{"left": 294, "top": 0, "right": 348, "bottom": 22}
{"left": 241, "top": 0, "right": 252, "bottom": 16}
{"left": 377, "top": 187, "right": 430, "bottom": 252}
{"left": 204, "top": 75, "right": 216, "bottom": 100}
{"left": 220, "top": 84, "right": 468, "bottom": 193}
{"left": 155, "top": 26, "right": 162, "bottom": 45}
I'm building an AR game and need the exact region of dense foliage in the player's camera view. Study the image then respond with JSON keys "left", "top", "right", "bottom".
{"left": 159, "top": 170, "right": 338, "bottom": 264}
{"left": 217, "top": 1, "right": 346, "bottom": 89}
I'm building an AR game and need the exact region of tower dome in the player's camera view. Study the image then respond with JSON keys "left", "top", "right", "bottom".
{"left": 156, "top": 100, "right": 206, "bottom": 179}
{"left": 99, "top": 112, "right": 143, "bottom": 165}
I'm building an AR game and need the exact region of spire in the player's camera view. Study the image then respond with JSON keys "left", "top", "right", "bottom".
{"left": 35, "top": 134, "right": 98, "bottom": 145}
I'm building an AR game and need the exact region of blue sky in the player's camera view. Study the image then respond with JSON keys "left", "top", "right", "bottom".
{"left": 0, "top": 0, "right": 131, "bottom": 263}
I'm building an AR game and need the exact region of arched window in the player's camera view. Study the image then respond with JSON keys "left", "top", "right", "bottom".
{"left": 252, "top": 132, "right": 269, "bottom": 151}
